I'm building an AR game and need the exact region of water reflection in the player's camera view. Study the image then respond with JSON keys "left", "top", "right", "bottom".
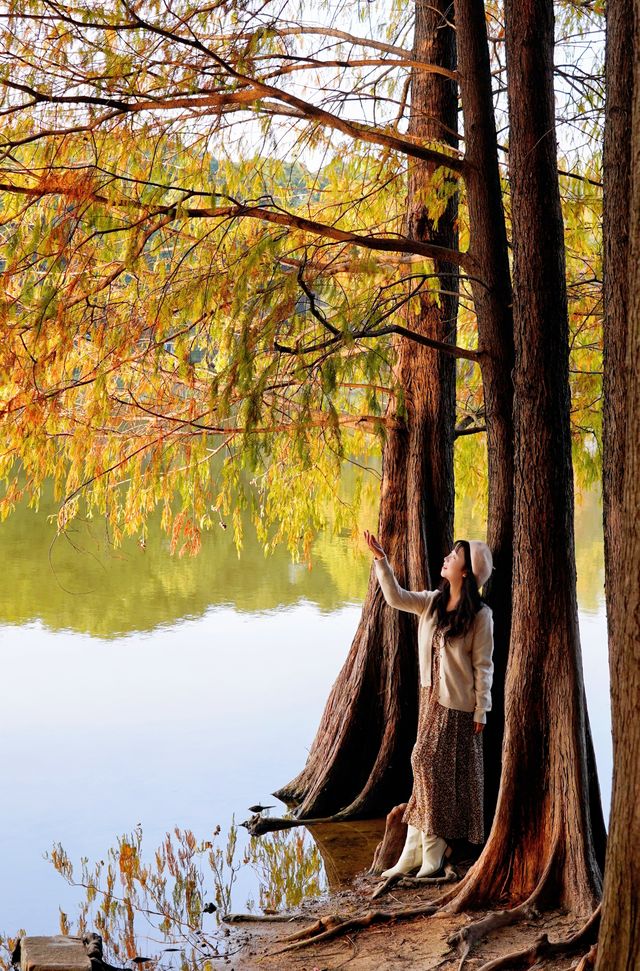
{"left": 0, "top": 483, "right": 373, "bottom": 637}
{"left": 456, "top": 483, "right": 605, "bottom": 615}
{"left": 246, "top": 829, "right": 326, "bottom": 911}
{"left": 0, "top": 479, "right": 608, "bottom": 951}
{"left": 7, "top": 821, "right": 343, "bottom": 971}
{"left": 307, "top": 820, "right": 386, "bottom": 888}
{"left": 0, "top": 480, "right": 604, "bottom": 637}
{"left": 574, "top": 485, "right": 606, "bottom": 614}
{"left": 40, "top": 819, "right": 385, "bottom": 952}
{"left": 47, "top": 823, "right": 246, "bottom": 963}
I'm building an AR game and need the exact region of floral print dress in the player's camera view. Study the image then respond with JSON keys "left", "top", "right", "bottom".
{"left": 402, "top": 625, "right": 485, "bottom": 843}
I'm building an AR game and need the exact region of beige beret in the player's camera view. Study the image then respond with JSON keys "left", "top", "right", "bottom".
{"left": 469, "top": 540, "right": 493, "bottom": 589}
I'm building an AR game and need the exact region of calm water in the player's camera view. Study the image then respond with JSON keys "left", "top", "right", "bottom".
{"left": 0, "top": 484, "right": 610, "bottom": 944}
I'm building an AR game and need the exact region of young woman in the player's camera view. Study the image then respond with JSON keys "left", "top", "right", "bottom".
{"left": 364, "top": 531, "right": 494, "bottom": 878}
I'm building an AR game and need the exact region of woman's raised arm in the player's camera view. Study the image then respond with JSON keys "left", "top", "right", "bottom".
{"left": 364, "top": 530, "right": 429, "bottom": 616}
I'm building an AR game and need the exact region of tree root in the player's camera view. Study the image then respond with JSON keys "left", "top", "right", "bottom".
{"left": 241, "top": 813, "right": 344, "bottom": 835}
{"left": 244, "top": 823, "right": 601, "bottom": 967}
{"left": 441, "top": 834, "right": 590, "bottom": 969}
{"left": 471, "top": 905, "right": 600, "bottom": 971}
{"left": 368, "top": 803, "right": 408, "bottom": 875}
{"left": 222, "top": 912, "right": 311, "bottom": 923}
{"left": 266, "top": 902, "right": 440, "bottom": 954}
{"left": 447, "top": 901, "right": 540, "bottom": 970}
{"left": 370, "top": 875, "right": 401, "bottom": 900}
{"left": 371, "top": 863, "right": 459, "bottom": 900}
{"left": 247, "top": 895, "right": 600, "bottom": 967}
{"left": 401, "top": 863, "right": 460, "bottom": 886}
{"left": 573, "top": 943, "right": 597, "bottom": 970}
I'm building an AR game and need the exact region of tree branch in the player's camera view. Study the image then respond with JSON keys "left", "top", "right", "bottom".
{"left": 7, "top": 5, "right": 465, "bottom": 171}
{"left": 185, "top": 203, "right": 468, "bottom": 266}
{"left": 455, "top": 424, "right": 486, "bottom": 437}
{"left": 0, "top": 180, "right": 468, "bottom": 266}
{"left": 207, "top": 25, "right": 456, "bottom": 76}
{"left": 497, "top": 143, "right": 602, "bottom": 187}
{"left": 111, "top": 393, "right": 395, "bottom": 436}
{"left": 275, "top": 323, "right": 480, "bottom": 361}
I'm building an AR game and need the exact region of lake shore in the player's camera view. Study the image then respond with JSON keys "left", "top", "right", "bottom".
{"left": 229, "top": 873, "right": 594, "bottom": 970}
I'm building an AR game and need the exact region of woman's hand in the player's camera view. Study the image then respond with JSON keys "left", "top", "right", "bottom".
{"left": 473, "top": 722, "right": 485, "bottom": 735}
{"left": 364, "top": 530, "right": 386, "bottom": 560}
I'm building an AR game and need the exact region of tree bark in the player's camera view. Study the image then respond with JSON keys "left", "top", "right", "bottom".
{"left": 274, "top": 0, "right": 459, "bottom": 818}
{"left": 443, "top": 0, "right": 602, "bottom": 914}
{"left": 602, "top": 0, "right": 632, "bottom": 598}
{"left": 453, "top": 0, "right": 514, "bottom": 833}
{"left": 405, "top": 0, "right": 459, "bottom": 592}
{"left": 596, "top": 0, "right": 639, "bottom": 966}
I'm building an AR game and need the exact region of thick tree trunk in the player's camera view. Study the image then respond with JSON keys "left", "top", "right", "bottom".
{"left": 596, "top": 1, "right": 639, "bottom": 966}
{"left": 453, "top": 0, "right": 514, "bottom": 833}
{"left": 274, "top": 0, "right": 459, "bottom": 819}
{"left": 602, "top": 0, "right": 632, "bottom": 603}
{"left": 405, "top": 0, "right": 458, "bottom": 592}
{"left": 273, "top": 425, "right": 424, "bottom": 818}
{"left": 444, "top": 0, "right": 602, "bottom": 914}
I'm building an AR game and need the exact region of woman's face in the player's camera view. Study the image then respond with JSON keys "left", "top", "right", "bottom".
{"left": 440, "top": 543, "right": 467, "bottom": 585}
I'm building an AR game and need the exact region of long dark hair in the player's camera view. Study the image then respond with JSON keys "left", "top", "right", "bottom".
{"left": 431, "top": 539, "right": 483, "bottom": 640}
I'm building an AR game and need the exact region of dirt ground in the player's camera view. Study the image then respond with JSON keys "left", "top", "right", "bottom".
{"left": 226, "top": 875, "right": 594, "bottom": 970}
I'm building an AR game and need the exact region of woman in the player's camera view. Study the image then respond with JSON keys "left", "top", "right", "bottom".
{"left": 364, "top": 531, "right": 494, "bottom": 878}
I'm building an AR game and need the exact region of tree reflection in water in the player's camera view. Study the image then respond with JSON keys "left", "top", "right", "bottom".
{"left": 46, "top": 823, "right": 244, "bottom": 965}
{"left": 245, "top": 830, "right": 326, "bottom": 912}
{"left": 0, "top": 822, "right": 327, "bottom": 969}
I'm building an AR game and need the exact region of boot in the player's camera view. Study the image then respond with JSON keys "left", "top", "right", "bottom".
{"left": 416, "top": 833, "right": 450, "bottom": 878}
{"left": 380, "top": 823, "right": 422, "bottom": 878}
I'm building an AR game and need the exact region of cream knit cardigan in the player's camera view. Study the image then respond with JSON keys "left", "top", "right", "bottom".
{"left": 374, "top": 556, "right": 495, "bottom": 724}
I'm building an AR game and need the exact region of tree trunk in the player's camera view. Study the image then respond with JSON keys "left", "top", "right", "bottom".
{"left": 596, "top": 0, "right": 639, "bottom": 966}
{"left": 602, "top": 0, "right": 632, "bottom": 602}
{"left": 405, "top": 0, "right": 459, "bottom": 593}
{"left": 444, "top": 0, "right": 602, "bottom": 914}
{"left": 274, "top": 0, "right": 459, "bottom": 819}
{"left": 453, "top": 0, "right": 515, "bottom": 833}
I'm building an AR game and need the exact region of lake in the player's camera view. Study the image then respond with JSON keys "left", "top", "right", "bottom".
{"left": 0, "top": 482, "right": 610, "bottom": 950}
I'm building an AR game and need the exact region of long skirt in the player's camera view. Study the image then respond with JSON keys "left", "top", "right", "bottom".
{"left": 402, "top": 632, "right": 485, "bottom": 843}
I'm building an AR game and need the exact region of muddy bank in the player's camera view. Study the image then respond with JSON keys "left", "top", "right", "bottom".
{"left": 228, "top": 838, "right": 594, "bottom": 971}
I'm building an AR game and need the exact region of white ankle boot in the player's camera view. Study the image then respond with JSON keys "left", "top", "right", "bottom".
{"left": 416, "top": 833, "right": 449, "bottom": 878}
{"left": 380, "top": 823, "right": 422, "bottom": 878}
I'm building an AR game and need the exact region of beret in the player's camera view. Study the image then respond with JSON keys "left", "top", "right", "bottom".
{"left": 469, "top": 540, "right": 493, "bottom": 589}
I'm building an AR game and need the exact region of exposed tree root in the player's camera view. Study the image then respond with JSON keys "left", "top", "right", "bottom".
{"left": 401, "top": 863, "right": 460, "bottom": 886}
{"left": 447, "top": 901, "right": 540, "bottom": 970}
{"left": 573, "top": 943, "right": 597, "bottom": 970}
{"left": 241, "top": 813, "right": 345, "bottom": 835}
{"left": 222, "top": 912, "right": 310, "bottom": 923}
{"left": 266, "top": 902, "right": 440, "bottom": 954}
{"left": 370, "top": 874, "right": 401, "bottom": 900}
{"left": 261, "top": 865, "right": 599, "bottom": 961}
{"left": 437, "top": 830, "right": 586, "bottom": 970}
{"left": 368, "top": 803, "right": 408, "bottom": 876}
{"left": 245, "top": 822, "right": 601, "bottom": 967}
{"left": 472, "top": 905, "right": 600, "bottom": 971}
{"left": 236, "top": 882, "right": 600, "bottom": 969}
{"left": 371, "top": 863, "right": 459, "bottom": 900}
